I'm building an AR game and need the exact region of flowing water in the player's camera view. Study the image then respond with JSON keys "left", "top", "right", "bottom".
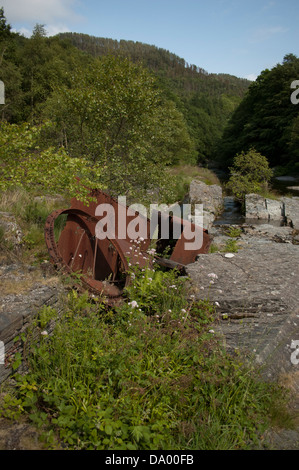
{"left": 209, "top": 167, "right": 299, "bottom": 227}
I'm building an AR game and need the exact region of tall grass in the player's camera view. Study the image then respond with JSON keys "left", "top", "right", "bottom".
{"left": 1, "top": 261, "right": 290, "bottom": 450}
{"left": 168, "top": 165, "right": 221, "bottom": 202}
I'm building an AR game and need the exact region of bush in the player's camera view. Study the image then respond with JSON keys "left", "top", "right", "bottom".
{"left": 226, "top": 148, "right": 273, "bottom": 204}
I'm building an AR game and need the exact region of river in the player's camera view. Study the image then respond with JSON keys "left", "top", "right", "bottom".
{"left": 210, "top": 167, "right": 299, "bottom": 226}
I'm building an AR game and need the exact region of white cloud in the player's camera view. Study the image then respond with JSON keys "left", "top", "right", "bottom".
{"left": 250, "top": 25, "right": 288, "bottom": 43}
{"left": 1, "top": 0, "right": 84, "bottom": 27}
{"left": 245, "top": 74, "right": 257, "bottom": 82}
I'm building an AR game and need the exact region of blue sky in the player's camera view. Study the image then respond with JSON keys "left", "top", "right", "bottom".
{"left": 1, "top": 0, "right": 299, "bottom": 80}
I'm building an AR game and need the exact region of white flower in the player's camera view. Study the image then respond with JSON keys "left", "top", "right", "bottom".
{"left": 168, "top": 309, "right": 172, "bottom": 313}
{"left": 208, "top": 273, "right": 218, "bottom": 279}
{"left": 128, "top": 300, "right": 138, "bottom": 308}
{"left": 215, "top": 302, "right": 220, "bottom": 307}
{"left": 139, "top": 237, "right": 144, "bottom": 242}
{"left": 41, "top": 330, "right": 48, "bottom": 336}
{"left": 181, "top": 309, "right": 186, "bottom": 313}
{"left": 209, "top": 329, "right": 215, "bottom": 334}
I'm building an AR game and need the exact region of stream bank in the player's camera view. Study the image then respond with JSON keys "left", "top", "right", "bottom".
{"left": 187, "top": 175, "right": 299, "bottom": 449}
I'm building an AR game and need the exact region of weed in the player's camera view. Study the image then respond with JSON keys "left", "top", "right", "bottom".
{"left": 1, "top": 262, "right": 289, "bottom": 450}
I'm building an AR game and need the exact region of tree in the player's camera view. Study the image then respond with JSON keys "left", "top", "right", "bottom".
{"left": 43, "top": 55, "right": 196, "bottom": 203}
{"left": 226, "top": 148, "right": 273, "bottom": 204}
{"left": 0, "top": 121, "right": 102, "bottom": 203}
{"left": 0, "top": 7, "right": 11, "bottom": 41}
{"left": 218, "top": 54, "right": 299, "bottom": 170}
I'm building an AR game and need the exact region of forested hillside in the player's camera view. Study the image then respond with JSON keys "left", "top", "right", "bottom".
{"left": 58, "top": 32, "right": 250, "bottom": 164}
{"left": 217, "top": 54, "right": 299, "bottom": 174}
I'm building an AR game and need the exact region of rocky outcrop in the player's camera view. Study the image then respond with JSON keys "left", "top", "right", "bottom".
{"left": 189, "top": 180, "right": 223, "bottom": 230}
{"left": 186, "top": 227, "right": 299, "bottom": 389}
{"left": 245, "top": 194, "right": 299, "bottom": 229}
{"left": 282, "top": 197, "right": 299, "bottom": 230}
{"left": 0, "top": 262, "right": 64, "bottom": 384}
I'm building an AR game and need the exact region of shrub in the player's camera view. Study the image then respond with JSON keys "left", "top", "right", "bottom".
{"left": 226, "top": 148, "right": 273, "bottom": 204}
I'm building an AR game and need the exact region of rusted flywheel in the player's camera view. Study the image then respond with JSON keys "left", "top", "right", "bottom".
{"left": 44, "top": 189, "right": 211, "bottom": 301}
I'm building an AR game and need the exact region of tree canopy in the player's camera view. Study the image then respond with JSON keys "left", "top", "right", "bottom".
{"left": 217, "top": 54, "right": 299, "bottom": 173}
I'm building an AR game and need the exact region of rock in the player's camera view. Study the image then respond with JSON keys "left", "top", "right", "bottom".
{"left": 282, "top": 197, "right": 299, "bottom": 230}
{"left": 189, "top": 180, "right": 223, "bottom": 230}
{"left": 186, "top": 241, "right": 299, "bottom": 390}
{"left": 245, "top": 193, "right": 299, "bottom": 229}
{"left": 241, "top": 224, "right": 295, "bottom": 245}
{"left": 0, "top": 212, "right": 23, "bottom": 249}
{"left": 245, "top": 194, "right": 284, "bottom": 221}
{"left": 245, "top": 194, "right": 269, "bottom": 220}
{"left": 0, "top": 262, "right": 64, "bottom": 384}
{"left": 265, "top": 198, "right": 284, "bottom": 221}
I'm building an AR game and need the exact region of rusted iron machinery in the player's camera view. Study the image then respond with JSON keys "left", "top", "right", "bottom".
{"left": 44, "top": 189, "right": 211, "bottom": 301}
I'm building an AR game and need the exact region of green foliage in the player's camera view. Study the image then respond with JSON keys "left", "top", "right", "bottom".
{"left": 0, "top": 11, "right": 249, "bottom": 165}
{"left": 1, "top": 263, "right": 288, "bottom": 450}
{"left": 226, "top": 148, "right": 273, "bottom": 203}
{"left": 43, "top": 55, "right": 196, "bottom": 203}
{"left": 218, "top": 54, "right": 299, "bottom": 170}
{"left": 0, "top": 120, "right": 102, "bottom": 204}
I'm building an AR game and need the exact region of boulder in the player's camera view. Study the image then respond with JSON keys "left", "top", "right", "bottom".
{"left": 189, "top": 180, "right": 223, "bottom": 230}
{"left": 245, "top": 194, "right": 269, "bottom": 220}
{"left": 245, "top": 194, "right": 284, "bottom": 222}
{"left": 282, "top": 197, "right": 299, "bottom": 230}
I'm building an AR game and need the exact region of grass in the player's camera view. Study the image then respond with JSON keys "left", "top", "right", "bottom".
{"left": 167, "top": 164, "right": 221, "bottom": 202}
{"left": 0, "top": 188, "right": 68, "bottom": 264}
{"left": 0, "top": 259, "right": 292, "bottom": 450}
{"left": 0, "top": 188, "right": 294, "bottom": 450}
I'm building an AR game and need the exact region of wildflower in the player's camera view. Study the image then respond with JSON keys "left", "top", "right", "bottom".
{"left": 181, "top": 308, "right": 186, "bottom": 313}
{"left": 208, "top": 273, "right": 218, "bottom": 279}
{"left": 168, "top": 309, "right": 172, "bottom": 313}
{"left": 209, "top": 329, "right": 215, "bottom": 334}
{"left": 128, "top": 300, "right": 139, "bottom": 308}
{"left": 41, "top": 330, "right": 48, "bottom": 336}
{"left": 215, "top": 302, "right": 220, "bottom": 307}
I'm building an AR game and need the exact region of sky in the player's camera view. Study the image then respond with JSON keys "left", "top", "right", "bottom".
{"left": 1, "top": 0, "right": 299, "bottom": 81}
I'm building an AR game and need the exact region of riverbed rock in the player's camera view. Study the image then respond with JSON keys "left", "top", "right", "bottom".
{"left": 189, "top": 180, "right": 223, "bottom": 230}
{"left": 186, "top": 241, "right": 299, "bottom": 390}
{"left": 245, "top": 194, "right": 284, "bottom": 222}
{"left": 282, "top": 197, "right": 299, "bottom": 230}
